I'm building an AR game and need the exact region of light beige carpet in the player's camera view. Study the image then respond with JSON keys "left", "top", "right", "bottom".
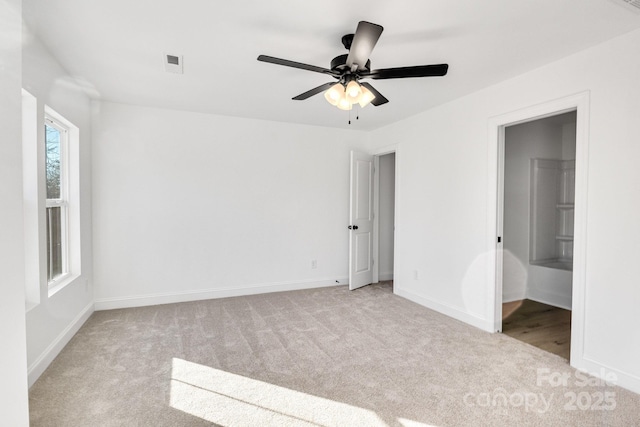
{"left": 29, "top": 283, "right": 640, "bottom": 426}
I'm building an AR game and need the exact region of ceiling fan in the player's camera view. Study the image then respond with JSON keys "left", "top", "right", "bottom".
{"left": 257, "top": 21, "right": 448, "bottom": 110}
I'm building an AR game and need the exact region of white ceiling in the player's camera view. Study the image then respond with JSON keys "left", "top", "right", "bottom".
{"left": 22, "top": 0, "right": 640, "bottom": 131}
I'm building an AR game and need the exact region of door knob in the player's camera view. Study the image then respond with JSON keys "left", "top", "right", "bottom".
{"left": 348, "top": 225, "right": 359, "bottom": 230}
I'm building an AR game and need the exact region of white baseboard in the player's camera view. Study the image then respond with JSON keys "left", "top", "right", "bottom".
{"left": 379, "top": 272, "right": 394, "bottom": 281}
{"left": 526, "top": 288, "right": 572, "bottom": 310}
{"left": 502, "top": 290, "right": 526, "bottom": 303}
{"left": 28, "top": 302, "right": 94, "bottom": 387}
{"left": 94, "top": 277, "right": 349, "bottom": 311}
{"left": 394, "top": 286, "right": 494, "bottom": 332}
{"left": 572, "top": 354, "right": 640, "bottom": 395}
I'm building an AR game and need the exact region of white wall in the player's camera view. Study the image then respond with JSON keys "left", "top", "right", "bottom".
{"left": 378, "top": 153, "right": 395, "bottom": 280}
{"left": 22, "top": 26, "right": 94, "bottom": 386}
{"left": 92, "top": 101, "right": 368, "bottom": 308}
{"left": 370, "top": 27, "right": 640, "bottom": 393}
{"left": 503, "top": 118, "right": 572, "bottom": 308}
{"left": 0, "top": 0, "right": 29, "bottom": 423}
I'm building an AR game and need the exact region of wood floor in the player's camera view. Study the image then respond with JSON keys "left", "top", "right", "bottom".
{"left": 502, "top": 299, "right": 571, "bottom": 360}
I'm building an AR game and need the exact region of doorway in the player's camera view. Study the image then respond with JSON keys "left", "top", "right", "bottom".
{"left": 348, "top": 150, "right": 396, "bottom": 290}
{"left": 500, "top": 112, "right": 576, "bottom": 360}
{"left": 488, "top": 91, "right": 590, "bottom": 368}
{"left": 375, "top": 152, "right": 395, "bottom": 287}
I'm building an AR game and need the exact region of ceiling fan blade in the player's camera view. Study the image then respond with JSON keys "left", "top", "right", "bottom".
{"left": 346, "top": 21, "right": 384, "bottom": 71}
{"left": 361, "top": 82, "right": 388, "bottom": 106}
{"left": 292, "top": 82, "right": 337, "bottom": 100}
{"left": 363, "top": 64, "right": 449, "bottom": 80}
{"left": 257, "top": 55, "right": 340, "bottom": 77}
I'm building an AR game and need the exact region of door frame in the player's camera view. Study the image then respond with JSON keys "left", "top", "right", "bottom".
{"left": 372, "top": 145, "right": 398, "bottom": 286}
{"left": 487, "top": 91, "right": 590, "bottom": 366}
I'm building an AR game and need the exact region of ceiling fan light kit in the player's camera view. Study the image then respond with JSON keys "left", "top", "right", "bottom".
{"left": 324, "top": 79, "right": 365, "bottom": 111}
{"left": 337, "top": 94, "right": 353, "bottom": 111}
{"left": 323, "top": 78, "right": 374, "bottom": 111}
{"left": 358, "top": 86, "right": 375, "bottom": 108}
{"left": 345, "top": 79, "right": 362, "bottom": 101}
{"left": 324, "top": 83, "right": 344, "bottom": 106}
{"left": 258, "top": 21, "right": 449, "bottom": 114}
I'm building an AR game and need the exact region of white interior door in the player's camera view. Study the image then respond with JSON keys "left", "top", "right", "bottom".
{"left": 349, "top": 151, "right": 374, "bottom": 290}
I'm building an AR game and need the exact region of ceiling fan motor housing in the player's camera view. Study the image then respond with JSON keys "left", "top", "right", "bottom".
{"left": 332, "top": 33, "right": 372, "bottom": 73}
{"left": 331, "top": 54, "right": 371, "bottom": 73}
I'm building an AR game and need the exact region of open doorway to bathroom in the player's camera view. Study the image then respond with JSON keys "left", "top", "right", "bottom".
{"left": 501, "top": 111, "right": 576, "bottom": 360}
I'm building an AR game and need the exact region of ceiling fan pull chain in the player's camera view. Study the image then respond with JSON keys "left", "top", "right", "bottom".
{"left": 348, "top": 109, "right": 351, "bottom": 125}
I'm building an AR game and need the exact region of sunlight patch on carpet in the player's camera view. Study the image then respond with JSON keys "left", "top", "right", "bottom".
{"left": 398, "top": 419, "right": 439, "bottom": 427}
{"left": 170, "top": 358, "right": 438, "bottom": 427}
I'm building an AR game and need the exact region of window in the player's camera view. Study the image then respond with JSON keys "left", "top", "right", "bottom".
{"left": 45, "top": 116, "right": 69, "bottom": 284}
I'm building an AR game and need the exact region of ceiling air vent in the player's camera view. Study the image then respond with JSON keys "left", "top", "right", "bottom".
{"left": 164, "top": 54, "right": 184, "bottom": 74}
{"left": 608, "top": 0, "right": 640, "bottom": 13}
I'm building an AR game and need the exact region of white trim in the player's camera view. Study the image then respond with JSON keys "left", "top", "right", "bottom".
{"left": 494, "top": 125, "right": 505, "bottom": 330}
{"left": 44, "top": 105, "right": 80, "bottom": 290}
{"left": 487, "top": 91, "right": 590, "bottom": 365}
{"left": 373, "top": 143, "right": 399, "bottom": 157}
{"left": 378, "top": 272, "right": 394, "bottom": 281}
{"left": 569, "top": 95, "right": 590, "bottom": 368}
{"left": 372, "top": 154, "right": 380, "bottom": 284}
{"left": 576, "top": 356, "right": 640, "bottom": 395}
{"left": 395, "top": 286, "right": 494, "bottom": 332}
{"left": 27, "top": 302, "right": 94, "bottom": 387}
{"left": 94, "top": 277, "right": 348, "bottom": 311}
{"left": 48, "top": 272, "right": 80, "bottom": 298}
{"left": 22, "top": 89, "right": 41, "bottom": 308}
{"left": 502, "top": 290, "right": 526, "bottom": 303}
{"left": 392, "top": 147, "right": 401, "bottom": 295}
{"left": 526, "top": 292, "right": 572, "bottom": 311}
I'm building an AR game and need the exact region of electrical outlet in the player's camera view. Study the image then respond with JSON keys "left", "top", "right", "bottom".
{"left": 311, "top": 259, "right": 317, "bottom": 269}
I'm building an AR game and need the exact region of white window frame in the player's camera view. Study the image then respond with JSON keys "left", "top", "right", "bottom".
{"left": 44, "top": 115, "right": 70, "bottom": 286}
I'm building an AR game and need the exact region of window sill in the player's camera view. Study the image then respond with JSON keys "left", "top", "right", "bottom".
{"left": 48, "top": 272, "right": 80, "bottom": 298}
